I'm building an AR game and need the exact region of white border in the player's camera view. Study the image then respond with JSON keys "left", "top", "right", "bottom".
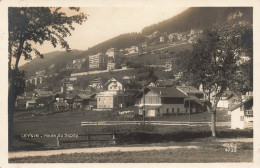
{"left": 0, "top": 0, "right": 259, "bottom": 167}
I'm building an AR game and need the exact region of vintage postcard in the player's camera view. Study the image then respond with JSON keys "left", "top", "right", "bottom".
{"left": 0, "top": 0, "right": 260, "bottom": 167}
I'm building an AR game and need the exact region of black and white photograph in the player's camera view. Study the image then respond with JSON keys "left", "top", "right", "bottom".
{"left": 1, "top": 0, "right": 259, "bottom": 166}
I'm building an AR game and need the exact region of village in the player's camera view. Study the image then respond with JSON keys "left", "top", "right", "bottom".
{"left": 16, "top": 28, "right": 253, "bottom": 130}
{"left": 7, "top": 6, "right": 254, "bottom": 163}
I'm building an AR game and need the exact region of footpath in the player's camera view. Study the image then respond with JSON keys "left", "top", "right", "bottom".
{"left": 9, "top": 145, "right": 198, "bottom": 159}
{"left": 8, "top": 138, "right": 252, "bottom": 159}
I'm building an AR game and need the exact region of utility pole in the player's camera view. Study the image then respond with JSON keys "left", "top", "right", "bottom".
{"left": 142, "top": 85, "right": 145, "bottom": 124}
{"left": 189, "top": 86, "right": 191, "bottom": 122}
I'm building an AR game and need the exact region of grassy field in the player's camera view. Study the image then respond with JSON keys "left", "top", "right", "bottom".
{"left": 9, "top": 140, "right": 253, "bottom": 163}
{"left": 11, "top": 107, "right": 231, "bottom": 150}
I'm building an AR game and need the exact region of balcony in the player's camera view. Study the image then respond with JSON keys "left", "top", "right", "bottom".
{"left": 245, "top": 110, "right": 253, "bottom": 116}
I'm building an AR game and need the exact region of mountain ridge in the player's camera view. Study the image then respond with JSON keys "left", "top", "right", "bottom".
{"left": 20, "top": 7, "right": 253, "bottom": 78}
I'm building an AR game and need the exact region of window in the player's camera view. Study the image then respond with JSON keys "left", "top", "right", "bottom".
{"left": 240, "top": 116, "right": 244, "bottom": 121}
{"left": 166, "top": 108, "right": 169, "bottom": 113}
{"left": 177, "top": 108, "right": 179, "bottom": 113}
{"left": 172, "top": 108, "right": 174, "bottom": 113}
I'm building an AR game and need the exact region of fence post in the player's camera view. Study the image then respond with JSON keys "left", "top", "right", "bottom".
{"left": 88, "top": 133, "right": 91, "bottom": 147}
{"left": 112, "top": 134, "right": 116, "bottom": 145}
{"left": 29, "top": 136, "right": 31, "bottom": 148}
{"left": 56, "top": 136, "right": 60, "bottom": 148}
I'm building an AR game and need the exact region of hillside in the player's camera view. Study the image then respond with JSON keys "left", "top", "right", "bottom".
{"left": 20, "top": 7, "right": 252, "bottom": 78}
{"left": 20, "top": 50, "right": 83, "bottom": 77}
{"left": 142, "top": 7, "right": 253, "bottom": 35}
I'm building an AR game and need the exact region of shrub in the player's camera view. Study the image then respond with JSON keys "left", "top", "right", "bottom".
{"left": 114, "top": 129, "right": 253, "bottom": 144}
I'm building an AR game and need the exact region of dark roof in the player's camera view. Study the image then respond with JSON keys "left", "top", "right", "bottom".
{"left": 150, "top": 87, "right": 188, "bottom": 98}
{"left": 34, "top": 89, "right": 54, "bottom": 97}
{"left": 76, "top": 93, "right": 92, "bottom": 99}
{"left": 176, "top": 86, "right": 204, "bottom": 94}
{"left": 230, "top": 97, "right": 253, "bottom": 111}
{"left": 214, "top": 90, "right": 234, "bottom": 99}
{"left": 136, "top": 87, "right": 188, "bottom": 98}
{"left": 185, "top": 95, "right": 199, "bottom": 100}
{"left": 105, "top": 77, "right": 127, "bottom": 86}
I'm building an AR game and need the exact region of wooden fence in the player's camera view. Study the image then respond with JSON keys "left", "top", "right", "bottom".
{"left": 18, "top": 133, "right": 116, "bottom": 148}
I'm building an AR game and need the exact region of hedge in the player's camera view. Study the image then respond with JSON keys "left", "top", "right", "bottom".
{"left": 114, "top": 129, "right": 253, "bottom": 144}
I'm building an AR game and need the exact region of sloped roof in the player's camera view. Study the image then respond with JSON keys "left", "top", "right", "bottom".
{"left": 136, "top": 87, "right": 188, "bottom": 98}
{"left": 105, "top": 77, "right": 126, "bottom": 86}
{"left": 76, "top": 93, "right": 92, "bottom": 99}
{"left": 176, "top": 86, "right": 204, "bottom": 94}
{"left": 34, "top": 89, "right": 54, "bottom": 97}
{"left": 230, "top": 97, "right": 253, "bottom": 111}
{"left": 213, "top": 90, "right": 234, "bottom": 99}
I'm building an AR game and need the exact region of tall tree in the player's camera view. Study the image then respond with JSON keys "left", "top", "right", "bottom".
{"left": 180, "top": 23, "right": 253, "bottom": 136}
{"left": 8, "top": 7, "right": 87, "bottom": 150}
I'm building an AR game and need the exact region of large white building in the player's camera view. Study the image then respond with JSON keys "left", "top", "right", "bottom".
{"left": 89, "top": 53, "right": 107, "bottom": 70}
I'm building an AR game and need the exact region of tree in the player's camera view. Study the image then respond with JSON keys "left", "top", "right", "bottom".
{"left": 8, "top": 7, "right": 87, "bottom": 150}
{"left": 180, "top": 23, "right": 253, "bottom": 136}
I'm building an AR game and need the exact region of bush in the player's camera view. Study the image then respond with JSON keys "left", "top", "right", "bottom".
{"left": 216, "top": 129, "right": 253, "bottom": 138}
{"left": 114, "top": 129, "right": 253, "bottom": 144}
{"left": 115, "top": 130, "right": 211, "bottom": 144}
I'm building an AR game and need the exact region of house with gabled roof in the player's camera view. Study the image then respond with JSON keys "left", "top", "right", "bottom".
{"left": 212, "top": 90, "right": 235, "bottom": 108}
{"left": 135, "top": 87, "right": 188, "bottom": 117}
{"left": 104, "top": 78, "right": 125, "bottom": 93}
{"left": 177, "top": 86, "right": 206, "bottom": 113}
{"left": 230, "top": 97, "right": 253, "bottom": 129}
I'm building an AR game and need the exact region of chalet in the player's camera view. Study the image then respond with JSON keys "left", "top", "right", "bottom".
{"left": 147, "top": 31, "right": 159, "bottom": 39}
{"left": 73, "top": 93, "right": 97, "bottom": 108}
{"left": 33, "top": 89, "right": 54, "bottom": 105}
{"left": 168, "top": 33, "right": 176, "bottom": 42}
{"left": 165, "top": 60, "right": 173, "bottom": 71}
{"left": 176, "top": 86, "right": 204, "bottom": 99}
{"left": 54, "top": 101, "right": 69, "bottom": 111}
{"left": 212, "top": 90, "right": 235, "bottom": 108}
{"left": 177, "top": 86, "right": 206, "bottom": 113}
{"left": 230, "top": 97, "right": 253, "bottom": 129}
{"left": 89, "top": 77, "right": 104, "bottom": 89}
{"left": 125, "top": 46, "right": 139, "bottom": 55}
{"left": 104, "top": 78, "right": 124, "bottom": 94}
{"left": 148, "top": 82, "right": 157, "bottom": 87}
{"left": 135, "top": 87, "right": 188, "bottom": 117}
{"left": 97, "top": 91, "right": 127, "bottom": 109}
{"left": 97, "top": 78, "right": 139, "bottom": 108}
{"left": 64, "top": 93, "right": 76, "bottom": 106}
{"left": 160, "top": 36, "right": 165, "bottom": 43}
{"left": 148, "top": 79, "right": 177, "bottom": 88}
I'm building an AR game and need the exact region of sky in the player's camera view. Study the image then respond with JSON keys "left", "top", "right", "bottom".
{"left": 20, "top": 7, "right": 187, "bottom": 66}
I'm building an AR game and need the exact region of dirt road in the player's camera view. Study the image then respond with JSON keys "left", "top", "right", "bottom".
{"left": 9, "top": 138, "right": 252, "bottom": 159}
{"left": 9, "top": 145, "right": 198, "bottom": 159}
